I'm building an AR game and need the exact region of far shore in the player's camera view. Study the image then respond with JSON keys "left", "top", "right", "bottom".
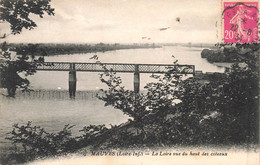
{"left": 8, "top": 43, "right": 161, "bottom": 56}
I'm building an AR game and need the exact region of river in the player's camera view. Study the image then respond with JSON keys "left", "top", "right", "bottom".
{"left": 0, "top": 46, "right": 224, "bottom": 149}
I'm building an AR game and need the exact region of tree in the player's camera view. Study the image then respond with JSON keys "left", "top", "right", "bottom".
{"left": 0, "top": 0, "right": 55, "bottom": 97}
{"left": 97, "top": 60, "right": 191, "bottom": 145}
{"left": 0, "top": 0, "right": 55, "bottom": 34}
{"left": 97, "top": 43, "right": 259, "bottom": 147}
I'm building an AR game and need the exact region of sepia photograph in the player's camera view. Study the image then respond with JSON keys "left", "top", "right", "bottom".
{"left": 0, "top": 0, "right": 259, "bottom": 164}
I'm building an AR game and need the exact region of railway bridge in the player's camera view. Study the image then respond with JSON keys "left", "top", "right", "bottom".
{"left": 17, "top": 62, "right": 196, "bottom": 98}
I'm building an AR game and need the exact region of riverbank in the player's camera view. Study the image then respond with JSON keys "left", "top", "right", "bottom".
{"left": 8, "top": 43, "right": 161, "bottom": 56}
{"left": 200, "top": 46, "right": 255, "bottom": 63}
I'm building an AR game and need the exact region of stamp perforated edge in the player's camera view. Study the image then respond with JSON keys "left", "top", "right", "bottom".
{"left": 220, "top": 0, "right": 259, "bottom": 43}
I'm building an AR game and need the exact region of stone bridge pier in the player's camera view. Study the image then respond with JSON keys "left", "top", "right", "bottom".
{"left": 134, "top": 64, "right": 140, "bottom": 93}
{"left": 69, "top": 64, "right": 76, "bottom": 99}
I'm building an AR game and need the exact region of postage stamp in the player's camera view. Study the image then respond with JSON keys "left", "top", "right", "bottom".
{"left": 222, "top": 0, "right": 259, "bottom": 43}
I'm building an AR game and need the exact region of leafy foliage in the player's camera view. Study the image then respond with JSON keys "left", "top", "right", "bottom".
{"left": 0, "top": 0, "right": 55, "bottom": 34}
{"left": 97, "top": 44, "right": 259, "bottom": 147}
{"left": 3, "top": 122, "right": 112, "bottom": 164}
{"left": 0, "top": 42, "right": 45, "bottom": 97}
{"left": 79, "top": 124, "right": 108, "bottom": 146}
{"left": 0, "top": 0, "right": 54, "bottom": 97}
{"left": 97, "top": 64, "right": 149, "bottom": 122}
{"left": 97, "top": 60, "right": 195, "bottom": 146}
{"left": 5, "top": 122, "right": 78, "bottom": 163}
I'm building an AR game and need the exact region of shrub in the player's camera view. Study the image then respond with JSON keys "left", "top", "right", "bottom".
{"left": 97, "top": 47, "right": 259, "bottom": 147}
{"left": 5, "top": 122, "right": 78, "bottom": 163}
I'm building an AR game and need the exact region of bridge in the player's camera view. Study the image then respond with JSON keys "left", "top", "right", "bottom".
{"left": 5, "top": 62, "right": 196, "bottom": 98}
{"left": 35, "top": 62, "right": 195, "bottom": 73}
{"left": 36, "top": 62, "right": 195, "bottom": 98}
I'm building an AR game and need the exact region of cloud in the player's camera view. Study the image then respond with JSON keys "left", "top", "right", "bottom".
{"left": 4, "top": 0, "right": 220, "bottom": 43}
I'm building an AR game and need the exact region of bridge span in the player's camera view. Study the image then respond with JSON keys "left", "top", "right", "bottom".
{"left": 8, "top": 62, "right": 196, "bottom": 98}
{"left": 35, "top": 62, "right": 195, "bottom": 73}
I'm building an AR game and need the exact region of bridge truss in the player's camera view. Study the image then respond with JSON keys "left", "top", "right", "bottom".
{"left": 34, "top": 62, "right": 195, "bottom": 74}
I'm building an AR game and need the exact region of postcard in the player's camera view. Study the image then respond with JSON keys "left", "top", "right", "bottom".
{"left": 0, "top": 0, "right": 259, "bottom": 164}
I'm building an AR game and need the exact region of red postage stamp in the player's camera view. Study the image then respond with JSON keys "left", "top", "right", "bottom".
{"left": 223, "top": 1, "right": 259, "bottom": 43}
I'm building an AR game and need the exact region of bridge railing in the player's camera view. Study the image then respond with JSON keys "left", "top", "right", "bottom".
{"left": 32, "top": 62, "right": 195, "bottom": 74}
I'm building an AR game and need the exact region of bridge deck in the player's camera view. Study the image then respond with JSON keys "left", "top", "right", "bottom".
{"left": 0, "top": 61, "right": 195, "bottom": 96}
{"left": 35, "top": 62, "right": 195, "bottom": 74}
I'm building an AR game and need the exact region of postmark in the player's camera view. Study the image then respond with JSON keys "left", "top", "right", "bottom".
{"left": 222, "top": 0, "right": 259, "bottom": 43}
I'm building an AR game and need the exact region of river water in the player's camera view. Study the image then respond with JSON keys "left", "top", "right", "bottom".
{"left": 0, "top": 46, "right": 224, "bottom": 149}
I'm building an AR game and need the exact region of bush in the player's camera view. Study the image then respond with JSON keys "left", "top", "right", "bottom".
{"left": 97, "top": 46, "right": 259, "bottom": 147}
{"left": 79, "top": 124, "right": 108, "bottom": 146}
{"left": 3, "top": 122, "right": 113, "bottom": 164}
{"left": 4, "top": 122, "right": 78, "bottom": 164}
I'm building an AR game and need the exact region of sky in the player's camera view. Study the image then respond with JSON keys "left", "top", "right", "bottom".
{"left": 2, "top": 0, "right": 221, "bottom": 44}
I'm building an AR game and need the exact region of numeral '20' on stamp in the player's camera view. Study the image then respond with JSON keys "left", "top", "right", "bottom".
{"left": 223, "top": 0, "right": 259, "bottom": 43}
